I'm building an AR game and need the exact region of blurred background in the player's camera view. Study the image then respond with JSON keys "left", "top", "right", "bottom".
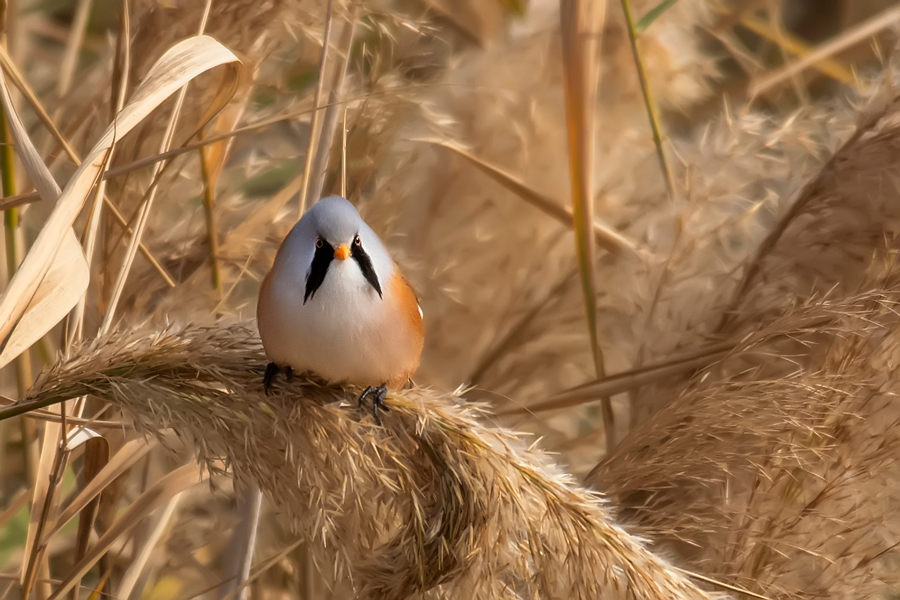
{"left": 2, "top": 0, "right": 900, "bottom": 598}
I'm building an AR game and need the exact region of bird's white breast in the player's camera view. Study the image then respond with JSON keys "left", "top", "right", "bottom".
{"left": 258, "top": 257, "right": 414, "bottom": 387}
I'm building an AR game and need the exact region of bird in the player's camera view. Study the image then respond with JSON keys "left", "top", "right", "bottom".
{"left": 256, "top": 195, "right": 424, "bottom": 421}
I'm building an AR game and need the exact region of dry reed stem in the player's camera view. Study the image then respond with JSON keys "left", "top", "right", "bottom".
{"left": 24, "top": 323, "right": 719, "bottom": 600}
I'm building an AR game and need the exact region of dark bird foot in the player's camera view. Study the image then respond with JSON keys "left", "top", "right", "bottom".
{"left": 357, "top": 384, "right": 389, "bottom": 424}
{"left": 263, "top": 363, "right": 292, "bottom": 395}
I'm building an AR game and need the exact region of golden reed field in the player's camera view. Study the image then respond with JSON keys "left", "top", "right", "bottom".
{"left": 1, "top": 0, "right": 900, "bottom": 598}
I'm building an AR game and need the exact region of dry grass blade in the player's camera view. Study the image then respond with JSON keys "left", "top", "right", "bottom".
{"left": 72, "top": 437, "right": 109, "bottom": 575}
{"left": 737, "top": 14, "right": 854, "bottom": 85}
{"left": 0, "top": 35, "right": 241, "bottom": 357}
{"left": 24, "top": 323, "right": 716, "bottom": 600}
{"left": 423, "top": 139, "right": 645, "bottom": 259}
{"left": 43, "top": 437, "right": 156, "bottom": 543}
{"left": 101, "top": 5, "right": 220, "bottom": 332}
{"left": 115, "top": 493, "right": 183, "bottom": 599}
{"left": 307, "top": 10, "right": 355, "bottom": 206}
{"left": 298, "top": 0, "right": 335, "bottom": 216}
{"left": 0, "top": 262, "right": 83, "bottom": 369}
{"left": 220, "top": 487, "right": 263, "bottom": 600}
{"left": 56, "top": 0, "right": 92, "bottom": 96}
{"left": 100, "top": 91, "right": 390, "bottom": 182}
{"left": 0, "top": 69, "right": 63, "bottom": 203}
{"left": 21, "top": 426, "right": 64, "bottom": 594}
{"left": 559, "top": 0, "right": 614, "bottom": 450}
{"left": 72, "top": 0, "right": 132, "bottom": 344}
{"left": 0, "top": 488, "right": 30, "bottom": 530}
{"left": 0, "top": 192, "right": 39, "bottom": 211}
{"left": 199, "top": 82, "right": 252, "bottom": 297}
{"left": 499, "top": 340, "right": 735, "bottom": 417}
{"left": 620, "top": 0, "right": 673, "bottom": 199}
{"left": 0, "top": 235, "right": 86, "bottom": 370}
{"left": 750, "top": 5, "right": 900, "bottom": 97}
{"left": 46, "top": 463, "right": 204, "bottom": 600}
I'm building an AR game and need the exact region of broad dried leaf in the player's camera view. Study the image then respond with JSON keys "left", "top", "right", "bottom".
{"left": 0, "top": 35, "right": 241, "bottom": 357}
{"left": 65, "top": 427, "right": 104, "bottom": 450}
{"left": 0, "top": 235, "right": 87, "bottom": 370}
{"left": 0, "top": 60, "right": 84, "bottom": 370}
{"left": 73, "top": 437, "right": 110, "bottom": 567}
{"left": 7, "top": 36, "right": 238, "bottom": 591}
{"left": 0, "top": 70, "right": 88, "bottom": 371}
{"left": 0, "top": 42, "right": 177, "bottom": 290}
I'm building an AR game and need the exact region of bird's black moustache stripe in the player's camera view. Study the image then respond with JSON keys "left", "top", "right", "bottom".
{"left": 352, "top": 241, "right": 383, "bottom": 298}
{"left": 304, "top": 239, "right": 334, "bottom": 303}
{"left": 304, "top": 237, "right": 383, "bottom": 302}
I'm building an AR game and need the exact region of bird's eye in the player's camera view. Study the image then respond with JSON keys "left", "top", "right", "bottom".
{"left": 315, "top": 238, "right": 323, "bottom": 249}
{"left": 353, "top": 235, "right": 361, "bottom": 246}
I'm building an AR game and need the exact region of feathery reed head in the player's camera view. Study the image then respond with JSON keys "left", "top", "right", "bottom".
{"left": 27, "top": 322, "right": 717, "bottom": 599}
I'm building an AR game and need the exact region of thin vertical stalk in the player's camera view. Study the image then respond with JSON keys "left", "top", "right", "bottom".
{"left": 2, "top": 7, "right": 45, "bottom": 598}
{"left": 57, "top": 0, "right": 94, "bottom": 97}
{"left": 219, "top": 487, "right": 263, "bottom": 600}
{"left": 559, "top": 0, "right": 614, "bottom": 452}
{"left": 70, "top": 0, "right": 131, "bottom": 346}
{"left": 0, "top": 93, "right": 35, "bottom": 518}
{"left": 66, "top": 6, "right": 130, "bottom": 595}
{"left": 0, "top": 71, "right": 37, "bottom": 541}
{"left": 621, "top": 0, "right": 674, "bottom": 200}
{"left": 0, "top": 105, "right": 30, "bottom": 401}
{"left": 297, "top": 0, "right": 334, "bottom": 217}
{"left": 199, "top": 131, "right": 224, "bottom": 297}
{"left": 341, "top": 105, "right": 348, "bottom": 198}
{"left": 307, "top": 11, "right": 355, "bottom": 205}
{"left": 100, "top": 0, "right": 213, "bottom": 333}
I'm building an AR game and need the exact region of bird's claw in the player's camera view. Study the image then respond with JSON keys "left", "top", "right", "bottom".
{"left": 263, "top": 363, "right": 292, "bottom": 395}
{"left": 357, "top": 384, "right": 389, "bottom": 424}
{"left": 263, "top": 363, "right": 278, "bottom": 396}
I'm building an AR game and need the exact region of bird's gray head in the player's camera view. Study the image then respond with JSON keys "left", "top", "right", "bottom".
{"left": 274, "top": 195, "right": 395, "bottom": 303}
{"left": 306, "top": 195, "right": 365, "bottom": 247}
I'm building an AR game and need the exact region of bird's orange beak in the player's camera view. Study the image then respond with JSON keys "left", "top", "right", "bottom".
{"left": 334, "top": 245, "right": 351, "bottom": 260}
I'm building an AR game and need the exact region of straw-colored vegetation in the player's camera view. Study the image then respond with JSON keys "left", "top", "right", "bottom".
{"left": 1, "top": 0, "right": 899, "bottom": 598}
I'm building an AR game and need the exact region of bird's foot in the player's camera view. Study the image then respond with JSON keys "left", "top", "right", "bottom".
{"left": 263, "top": 363, "right": 278, "bottom": 395}
{"left": 263, "top": 363, "right": 292, "bottom": 395}
{"left": 357, "top": 384, "right": 389, "bottom": 424}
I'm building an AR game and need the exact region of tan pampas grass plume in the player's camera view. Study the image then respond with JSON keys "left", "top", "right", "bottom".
{"left": 23, "top": 323, "right": 719, "bottom": 600}
{"left": 587, "top": 68, "right": 900, "bottom": 600}
{"left": 589, "top": 282, "right": 900, "bottom": 599}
